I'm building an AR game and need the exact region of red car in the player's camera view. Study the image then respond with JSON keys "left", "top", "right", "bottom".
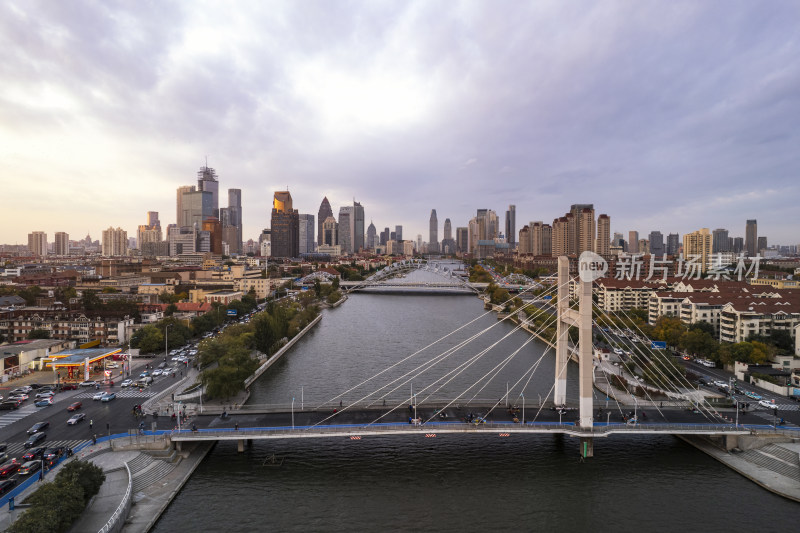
{"left": 0, "top": 462, "right": 20, "bottom": 478}
{"left": 59, "top": 384, "right": 77, "bottom": 391}
{"left": 67, "top": 402, "right": 82, "bottom": 412}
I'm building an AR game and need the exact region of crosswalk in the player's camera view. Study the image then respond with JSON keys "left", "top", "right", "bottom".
{"left": 4, "top": 439, "right": 89, "bottom": 457}
{"left": 0, "top": 405, "right": 39, "bottom": 429}
{"left": 74, "top": 389, "right": 156, "bottom": 399}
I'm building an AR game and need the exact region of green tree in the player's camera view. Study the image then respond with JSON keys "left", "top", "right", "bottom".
{"left": 130, "top": 325, "right": 164, "bottom": 354}
{"left": 326, "top": 290, "right": 342, "bottom": 305}
{"left": 28, "top": 328, "right": 51, "bottom": 339}
{"left": 651, "top": 316, "right": 686, "bottom": 347}
{"left": 165, "top": 303, "right": 178, "bottom": 316}
{"left": 679, "top": 329, "right": 718, "bottom": 360}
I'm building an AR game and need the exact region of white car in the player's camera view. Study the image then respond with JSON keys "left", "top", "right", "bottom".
{"left": 35, "top": 391, "right": 55, "bottom": 400}
{"left": 92, "top": 391, "right": 106, "bottom": 401}
{"left": 152, "top": 369, "right": 163, "bottom": 376}
{"left": 67, "top": 413, "right": 86, "bottom": 425}
{"left": 758, "top": 400, "right": 777, "bottom": 410}
{"left": 163, "top": 367, "right": 174, "bottom": 374}
{"left": 613, "top": 348, "right": 624, "bottom": 355}
{"left": 120, "top": 379, "right": 133, "bottom": 388}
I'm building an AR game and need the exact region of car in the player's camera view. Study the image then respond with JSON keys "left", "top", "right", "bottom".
{"left": 8, "top": 393, "right": 28, "bottom": 401}
{"left": 0, "top": 443, "right": 6, "bottom": 453}
{"left": 613, "top": 348, "right": 623, "bottom": 355}
{"left": 712, "top": 380, "right": 726, "bottom": 388}
{"left": 67, "top": 413, "right": 86, "bottom": 425}
{"left": 34, "top": 398, "right": 54, "bottom": 407}
{"left": 11, "top": 386, "right": 32, "bottom": 394}
{"left": 67, "top": 401, "right": 82, "bottom": 411}
{"left": 139, "top": 371, "right": 150, "bottom": 378}
{"left": 158, "top": 362, "right": 167, "bottom": 369}
{"left": 24, "top": 432, "right": 46, "bottom": 448}
{"left": 120, "top": 379, "right": 133, "bottom": 388}
{"left": 759, "top": 399, "right": 778, "bottom": 410}
{"left": 163, "top": 367, "right": 174, "bottom": 374}
{"left": 79, "top": 380, "right": 97, "bottom": 387}
{"left": 745, "top": 391, "right": 762, "bottom": 400}
{"left": 101, "top": 392, "right": 116, "bottom": 402}
{"left": 43, "top": 446, "right": 65, "bottom": 461}
{"left": 22, "top": 447, "right": 45, "bottom": 461}
{"left": 0, "top": 401, "right": 20, "bottom": 411}
{"left": 0, "top": 452, "right": 8, "bottom": 465}
{"left": 0, "top": 462, "right": 20, "bottom": 478}
{"left": 18, "top": 460, "right": 41, "bottom": 476}
{"left": 0, "top": 479, "right": 17, "bottom": 495}
{"left": 27, "top": 421, "right": 50, "bottom": 435}
{"left": 682, "top": 355, "right": 691, "bottom": 361}
{"left": 59, "top": 383, "right": 78, "bottom": 391}
{"left": 152, "top": 369, "right": 163, "bottom": 376}
{"left": 92, "top": 391, "right": 106, "bottom": 401}
{"left": 34, "top": 391, "right": 55, "bottom": 400}
{"left": 106, "top": 362, "right": 119, "bottom": 369}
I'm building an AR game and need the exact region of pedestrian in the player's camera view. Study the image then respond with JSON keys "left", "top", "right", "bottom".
{"left": 89, "top": 419, "right": 93, "bottom": 430}
{"left": 39, "top": 470, "right": 43, "bottom": 482}
{"left": 92, "top": 434, "right": 97, "bottom": 445}
{"left": 235, "top": 422, "right": 239, "bottom": 431}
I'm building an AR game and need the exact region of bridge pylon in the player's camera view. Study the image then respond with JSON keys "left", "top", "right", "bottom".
{"left": 554, "top": 256, "right": 594, "bottom": 434}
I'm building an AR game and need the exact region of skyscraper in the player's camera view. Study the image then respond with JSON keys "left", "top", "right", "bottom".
{"left": 395, "top": 225, "right": 403, "bottom": 242}
{"left": 757, "top": 236, "right": 768, "bottom": 254}
{"left": 441, "top": 218, "right": 455, "bottom": 253}
{"left": 271, "top": 191, "right": 299, "bottom": 258}
{"left": 712, "top": 228, "right": 729, "bottom": 253}
{"left": 180, "top": 189, "right": 213, "bottom": 228}
{"left": 628, "top": 231, "right": 639, "bottom": 254}
{"left": 353, "top": 201, "right": 365, "bottom": 253}
{"left": 456, "top": 227, "right": 468, "bottom": 254}
{"left": 53, "top": 232, "right": 69, "bottom": 256}
{"left": 27, "top": 231, "right": 47, "bottom": 256}
{"left": 366, "top": 222, "right": 377, "bottom": 250}
{"left": 176, "top": 185, "right": 194, "bottom": 227}
{"left": 202, "top": 218, "right": 223, "bottom": 255}
{"left": 666, "top": 233, "right": 680, "bottom": 256}
{"left": 197, "top": 165, "right": 220, "bottom": 219}
{"left": 505, "top": 205, "right": 516, "bottom": 247}
{"left": 227, "top": 189, "right": 243, "bottom": 254}
{"left": 596, "top": 215, "right": 610, "bottom": 256}
{"left": 683, "top": 228, "right": 713, "bottom": 272}
{"left": 552, "top": 217, "right": 569, "bottom": 256}
{"left": 338, "top": 206, "right": 352, "bottom": 254}
{"left": 648, "top": 231, "right": 664, "bottom": 256}
{"left": 147, "top": 211, "right": 160, "bottom": 228}
{"left": 101, "top": 227, "right": 128, "bottom": 256}
{"left": 429, "top": 209, "right": 439, "bottom": 253}
{"left": 322, "top": 216, "right": 338, "bottom": 246}
{"left": 317, "top": 197, "right": 333, "bottom": 247}
{"left": 530, "top": 222, "right": 544, "bottom": 255}
{"left": 299, "top": 214, "right": 315, "bottom": 254}
{"left": 745, "top": 219, "right": 758, "bottom": 256}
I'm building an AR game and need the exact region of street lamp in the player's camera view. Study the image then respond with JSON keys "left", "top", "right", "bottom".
{"left": 165, "top": 324, "right": 172, "bottom": 360}
{"left": 291, "top": 397, "right": 295, "bottom": 430}
{"left": 634, "top": 396, "right": 639, "bottom": 424}
{"left": 521, "top": 394, "right": 525, "bottom": 426}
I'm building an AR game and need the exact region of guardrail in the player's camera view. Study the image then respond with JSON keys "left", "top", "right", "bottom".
{"left": 97, "top": 462, "right": 132, "bottom": 533}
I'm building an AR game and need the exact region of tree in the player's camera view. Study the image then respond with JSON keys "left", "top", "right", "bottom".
{"left": 326, "top": 290, "right": 342, "bottom": 305}
{"left": 651, "top": 317, "right": 685, "bottom": 347}
{"left": 689, "top": 321, "right": 716, "bottom": 337}
{"left": 332, "top": 277, "right": 340, "bottom": 290}
{"left": 165, "top": 303, "right": 178, "bottom": 316}
{"left": 28, "top": 328, "right": 51, "bottom": 339}
{"left": 130, "top": 325, "right": 164, "bottom": 354}
{"left": 679, "top": 329, "right": 717, "bottom": 360}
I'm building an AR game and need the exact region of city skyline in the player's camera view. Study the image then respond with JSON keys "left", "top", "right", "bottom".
{"left": 2, "top": 2, "right": 799, "bottom": 244}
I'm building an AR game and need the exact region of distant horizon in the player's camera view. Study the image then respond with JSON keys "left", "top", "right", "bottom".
{"left": 2, "top": 2, "right": 798, "bottom": 245}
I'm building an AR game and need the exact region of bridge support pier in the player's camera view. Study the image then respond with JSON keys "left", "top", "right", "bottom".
{"left": 237, "top": 439, "right": 245, "bottom": 453}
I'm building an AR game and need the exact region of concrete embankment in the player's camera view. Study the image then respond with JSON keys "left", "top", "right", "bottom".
{"left": 680, "top": 433, "right": 800, "bottom": 503}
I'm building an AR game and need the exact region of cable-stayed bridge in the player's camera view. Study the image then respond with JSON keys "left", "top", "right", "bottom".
{"left": 176, "top": 257, "right": 784, "bottom": 457}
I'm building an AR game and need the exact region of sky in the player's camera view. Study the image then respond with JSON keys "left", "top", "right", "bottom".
{"left": 2, "top": 0, "right": 799, "bottom": 247}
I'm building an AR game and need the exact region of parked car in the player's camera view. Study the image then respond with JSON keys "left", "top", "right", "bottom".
{"left": 120, "top": 379, "right": 133, "bottom": 388}
{"left": 79, "top": 380, "right": 97, "bottom": 387}
{"left": 101, "top": 392, "right": 117, "bottom": 402}
{"left": 34, "top": 397, "right": 54, "bottom": 407}
{"left": 8, "top": 393, "right": 28, "bottom": 401}
{"left": 0, "top": 401, "right": 20, "bottom": 411}
{"left": 34, "top": 391, "right": 55, "bottom": 400}
{"left": 67, "top": 413, "right": 86, "bottom": 425}
{"left": 18, "top": 460, "right": 42, "bottom": 476}
{"left": 67, "top": 401, "right": 82, "bottom": 411}
{"left": 27, "top": 421, "right": 50, "bottom": 435}
{"left": 11, "top": 386, "right": 32, "bottom": 394}
{"left": 0, "top": 479, "right": 17, "bottom": 495}
{"left": 24, "top": 432, "right": 46, "bottom": 448}
{"left": 0, "top": 462, "right": 20, "bottom": 478}
{"left": 22, "top": 447, "right": 46, "bottom": 461}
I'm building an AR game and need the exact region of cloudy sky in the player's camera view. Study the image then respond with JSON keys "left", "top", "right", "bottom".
{"left": 2, "top": 0, "right": 798, "bottom": 247}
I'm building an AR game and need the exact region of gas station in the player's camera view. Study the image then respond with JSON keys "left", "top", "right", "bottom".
{"left": 44, "top": 347, "right": 126, "bottom": 385}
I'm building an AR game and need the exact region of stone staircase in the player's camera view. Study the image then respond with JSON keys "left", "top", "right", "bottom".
{"left": 126, "top": 451, "right": 181, "bottom": 494}
{"left": 739, "top": 444, "right": 800, "bottom": 483}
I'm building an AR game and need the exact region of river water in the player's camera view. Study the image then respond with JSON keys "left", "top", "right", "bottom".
{"left": 153, "top": 266, "right": 798, "bottom": 532}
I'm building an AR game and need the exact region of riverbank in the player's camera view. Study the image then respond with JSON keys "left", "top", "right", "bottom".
{"left": 680, "top": 434, "right": 800, "bottom": 503}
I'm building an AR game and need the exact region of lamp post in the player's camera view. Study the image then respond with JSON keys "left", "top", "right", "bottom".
{"left": 165, "top": 324, "right": 172, "bottom": 361}
{"left": 414, "top": 394, "right": 417, "bottom": 424}
{"left": 301, "top": 386, "right": 304, "bottom": 410}
{"left": 634, "top": 396, "right": 638, "bottom": 424}
{"left": 521, "top": 394, "right": 525, "bottom": 426}
{"left": 291, "top": 397, "right": 295, "bottom": 430}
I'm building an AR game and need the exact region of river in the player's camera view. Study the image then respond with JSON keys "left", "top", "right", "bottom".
{"left": 152, "top": 265, "right": 798, "bottom": 531}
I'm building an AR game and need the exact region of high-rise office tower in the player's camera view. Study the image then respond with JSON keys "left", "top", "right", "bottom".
{"left": 712, "top": 228, "right": 729, "bottom": 253}
{"left": 27, "top": 231, "right": 47, "bottom": 256}
{"left": 666, "top": 233, "right": 679, "bottom": 255}
{"left": 201, "top": 218, "right": 223, "bottom": 254}
{"left": 271, "top": 191, "right": 299, "bottom": 258}
{"left": 101, "top": 227, "right": 128, "bottom": 256}
{"left": 380, "top": 227, "right": 390, "bottom": 246}
{"left": 168, "top": 225, "right": 196, "bottom": 256}
{"left": 648, "top": 231, "right": 664, "bottom": 256}
{"left": 395, "top": 225, "right": 403, "bottom": 242}
{"left": 366, "top": 222, "right": 377, "bottom": 250}
{"left": 338, "top": 206, "right": 353, "bottom": 254}
{"left": 745, "top": 219, "right": 757, "bottom": 257}
{"left": 596, "top": 214, "right": 610, "bottom": 256}
{"left": 197, "top": 165, "right": 220, "bottom": 219}
{"left": 628, "top": 231, "right": 639, "bottom": 254}
{"left": 317, "top": 197, "right": 333, "bottom": 247}
{"left": 353, "top": 201, "right": 365, "bottom": 253}
{"left": 322, "top": 216, "right": 338, "bottom": 246}
{"left": 505, "top": 205, "right": 516, "bottom": 247}
{"left": 176, "top": 185, "right": 194, "bottom": 227}
{"left": 147, "top": 211, "right": 160, "bottom": 229}
{"left": 428, "top": 209, "right": 439, "bottom": 253}
{"left": 456, "top": 227, "right": 468, "bottom": 253}
{"left": 299, "top": 214, "right": 315, "bottom": 254}
{"left": 441, "top": 218, "right": 455, "bottom": 253}
{"left": 180, "top": 189, "right": 214, "bottom": 228}
{"left": 733, "top": 237, "right": 744, "bottom": 254}
{"left": 757, "top": 236, "right": 768, "bottom": 254}
{"left": 226, "top": 189, "right": 242, "bottom": 254}
{"left": 683, "top": 228, "right": 713, "bottom": 272}
{"left": 53, "top": 232, "right": 69, "bottom": 256}
{"left": 443, "top": 219, "right": 452, "bottom": 241}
